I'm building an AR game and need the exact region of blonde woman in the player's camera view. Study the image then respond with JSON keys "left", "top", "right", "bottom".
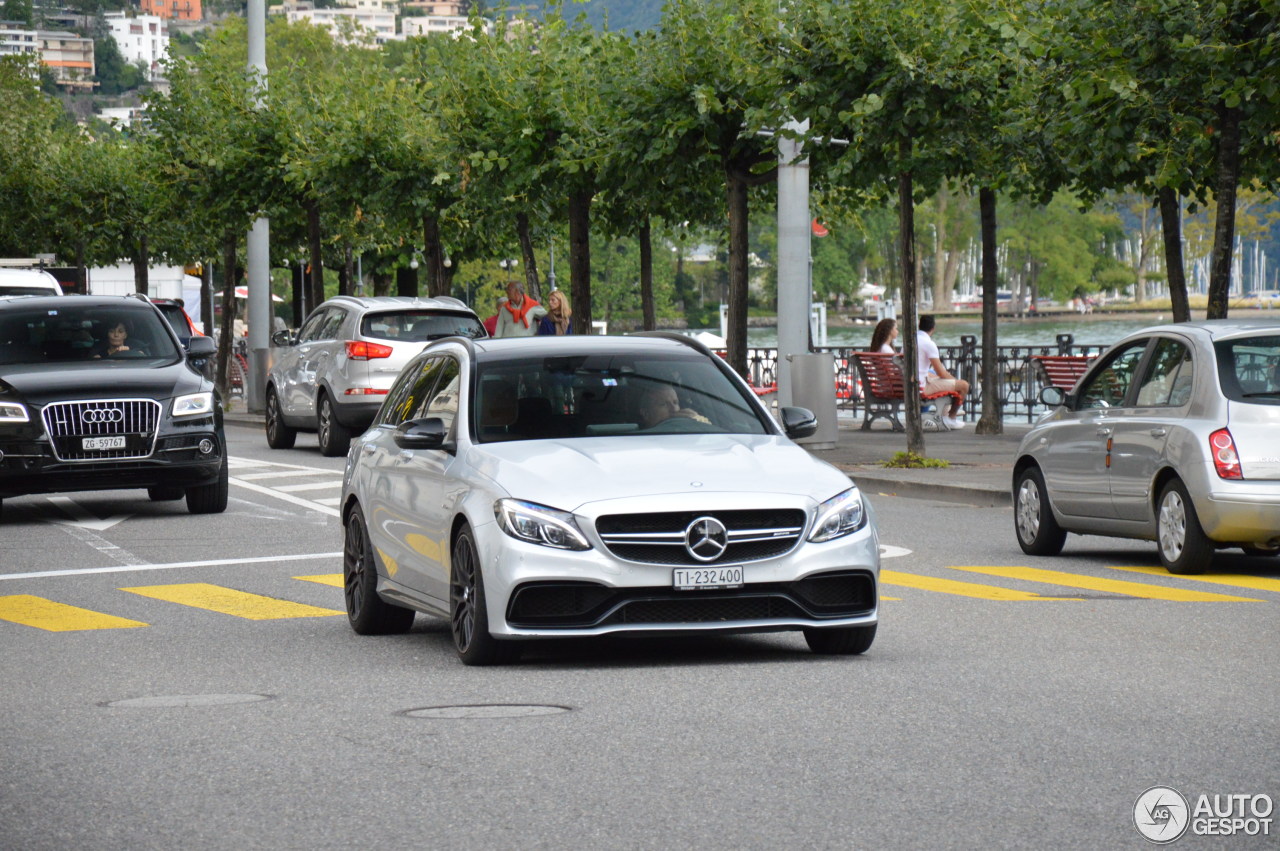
{"left": 536, "top": 289, "right": 573, "bottom": 336}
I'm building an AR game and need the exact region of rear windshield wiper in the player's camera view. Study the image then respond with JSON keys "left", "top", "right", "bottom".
{"left": 1240, "top": 391, "right": 1280, "bottom": 398}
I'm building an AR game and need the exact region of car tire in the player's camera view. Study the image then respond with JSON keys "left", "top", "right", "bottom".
{"left": 343, "top": 505, "right": 415, "bottom": 635}
{"left": 265, "top": 386, "right": 297, "bottom": 450}
{"left": 147, "top": 486, "right": 184, "bottom": 501}
{"left": 185, "top": 448, "right": 228, "bottom": 514}
{"left": 1156, "top": 479, "right": 1213, "bottom": 575}
{"left": 804, "top": 624, "right": 876, "bottom": 655}
{"left": 450, "top": 525, "right": 521, "bottom": 666}
{"left": 317, "top": 393, "right": 351, "bottom": 457}
{"left": 1014, "top": 466, "right": 1067, "bottom": 556}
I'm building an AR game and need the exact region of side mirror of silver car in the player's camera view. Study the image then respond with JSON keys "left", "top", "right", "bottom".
{"left": 271, "top": 329, "right": 295, "bottom": 347}
{"left": 779, "top": 406, "right": 818, "bottom": 439}
{"left": 393, "top": 417, "right": 451, "bottom": 451}
{"left": 1040, "top": 386, "right": 1066, "bottom": 408}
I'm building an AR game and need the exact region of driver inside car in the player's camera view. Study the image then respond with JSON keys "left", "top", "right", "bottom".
{"left": 637, "top": 384, "right": 708, "bottom": 429}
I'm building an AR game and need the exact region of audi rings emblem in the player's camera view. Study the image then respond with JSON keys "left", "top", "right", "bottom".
{"left": 81, "top": 408, "right": 124, "bottom": 424}
{"left": 685, "top": 516, "right": 729, "bottom": 562}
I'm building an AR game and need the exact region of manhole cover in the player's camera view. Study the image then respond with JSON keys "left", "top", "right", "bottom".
{"left": 402, "top": 704, "right": 572, "bottom": 719}
{"left": 104, "top": 694, "right": 273, "bottom": 708}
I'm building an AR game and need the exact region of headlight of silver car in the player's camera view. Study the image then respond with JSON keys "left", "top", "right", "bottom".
{"left": 0, "top": 401, "right": 29, "bottom": 423}
{"left": 495, "top": 499, "right": 592, "bottom": 550}
{"left": 809, "top": 487, "right": 866, "bottom": 542}
{"left": 173, "top": 391, "right": 214, "bottom": 418}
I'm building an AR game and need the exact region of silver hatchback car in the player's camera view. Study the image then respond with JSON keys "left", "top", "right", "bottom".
{"left": 265, "top": 295, "right": 486, "bottom": 455}
{"left": 1013, "top": 320, "right": 1280, "bottom": 573}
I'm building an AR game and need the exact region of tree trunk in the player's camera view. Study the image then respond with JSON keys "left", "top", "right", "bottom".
{"left": 1159, "top": 187, "right": 1191, "bottom": 322}
{"left": 975, "top": 187, "right": 1002, "bottom": 435}
{"left": 932, "top": 186, "right": 951, "bottom": 310}
{"left": 133, "top": 233, "right": 149, "bottom": 295}
{"left": 515, "top": 212, "right": 541, "bottom": 301}
{"left": 726, "top": 171, "right": 750, "bottom": 379}
{"left": 395, "top": 265, "right": 417, "bottom": 298}
{"left": 639, "top": 217, "right": 655, "bottom": 331}
{"left": 898, "top": 136, "right": 923, "bottom": 456}
{"left": 422, "top": 213, "right": 448, "bottom": 298}
{"left": 1206, "top": 104, "right": 1241, "bottom": 320}
{"left": 201, "top": 262, "right": 214, "bottom": 337}
{"left": 216, "top": 233, "right": 238, "bottom": 404}
{"left": 291, "top": 262, "right": 304, "bottom": 327}
{"left": 339, "top": 244, "right": 353, "bottom": 297}
{"left": 307, "top": 200, "right": 324, "bottom": 312}
{"left": 568, "top": 189, "right": 593, "bottom": 334}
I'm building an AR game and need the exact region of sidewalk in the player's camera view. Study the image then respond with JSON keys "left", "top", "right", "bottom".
{"left": 805, "top": 420, "right": 1027, "bottom": 507}
{"left": 222, "top": 405, "right": 1024, "bottom": 507}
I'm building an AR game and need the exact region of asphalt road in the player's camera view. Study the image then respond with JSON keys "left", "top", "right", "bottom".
{"left": 1, "top": 421, "right": 1277, "bottom": 849}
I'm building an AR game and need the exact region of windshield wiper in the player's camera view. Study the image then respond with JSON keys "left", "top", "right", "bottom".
{"left": 1240, "top": 391, "right": 1280, "bottom": 398}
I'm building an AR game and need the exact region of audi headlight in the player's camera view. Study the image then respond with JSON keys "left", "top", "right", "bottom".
{"left": 0, "top": 401, "right": 28, "bottom": 423}
{"left": 495, "top": 499, "right": 591, "bottom": 551}
{"left": 809, "top": 487, "right": 866, "bottom": 542}
{"left": 173, "top": 391, "right": 214, "bottom": 418}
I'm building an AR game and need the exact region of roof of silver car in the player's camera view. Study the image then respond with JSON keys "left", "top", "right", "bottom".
{"left": 326, "top": 294, "right": 475, "bottom": 313}
{"left": 470, "top": 332, "right": 710, "bottom": 359}
{"left": 1133, "top": 319, "right": 1280, "bottom": 341}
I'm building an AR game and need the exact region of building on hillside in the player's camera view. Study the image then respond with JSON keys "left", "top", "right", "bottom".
{"left": 39, "top": 30, "right": 95, "bottom": 91}
{"left": 402, "top": 14, "right": 483, "bottom": 37}
{"left": 104, "top": 11, "right": 170, "bottom": 81}
{"left": 98, "top": 105, "right": 148, "bottom": 129}
{"left": 1, "top": 23, "right": 40, "bottom": 59}
{"left": 402, "top": 0, "right": 463, "bottom": 13}
{"left": 285, "top": 6, "right": 398, "bottom": 45}
{"left": 140, "top": 0, "right": 202, "bottom": 21}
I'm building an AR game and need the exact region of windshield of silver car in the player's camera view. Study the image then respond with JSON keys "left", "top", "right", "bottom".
{"left": 472, "top": 352, "right": 770, "bottom": 442}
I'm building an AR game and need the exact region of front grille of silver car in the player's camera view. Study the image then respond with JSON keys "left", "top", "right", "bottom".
{"left": 41, "top": 399, "right": 161, "bottom": 462}
{"left": 595, "top": 509, "right": 806, "bottom": 565}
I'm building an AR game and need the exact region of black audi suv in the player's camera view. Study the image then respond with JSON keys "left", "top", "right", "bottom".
{"left": 0, "top": 294, "right": 227, "bottom": 516}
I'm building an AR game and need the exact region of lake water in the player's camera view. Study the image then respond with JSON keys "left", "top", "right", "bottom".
{"left": 735, "top": 314, "right": 1174, "bottom": 349}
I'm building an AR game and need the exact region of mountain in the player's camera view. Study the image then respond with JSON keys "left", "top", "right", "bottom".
{"left": 502, "top": 0, "right": 665, "bottom": 32}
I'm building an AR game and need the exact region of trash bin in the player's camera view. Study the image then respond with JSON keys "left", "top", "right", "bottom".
{"left": 789, "top": 352, "right": 837, "bottom": 450}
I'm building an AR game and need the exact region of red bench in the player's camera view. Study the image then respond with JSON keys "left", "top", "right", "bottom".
{"left": 1029, "top": 355, "right": 1095, "bottom": 392}
{"left": 851, "top": 352, "right": 963, "bottom": 432}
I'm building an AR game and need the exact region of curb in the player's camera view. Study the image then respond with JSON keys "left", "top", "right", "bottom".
{"left": 844, "top": 473, "right": 1011, "bottom": 508}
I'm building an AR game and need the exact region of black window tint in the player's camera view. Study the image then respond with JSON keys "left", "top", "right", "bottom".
{"left": 413, "top": 358, "right": 460, "bottom": 435}
{"left": 375, "top": 357, "right": 427, "bottom": 427}
{"left": 1215, "top": 336, "right": 1280, "bottom": 406}
{"left": 317, "top": 308, "right": 346, "bottom": 340}
{"left": 1076, "top": 341, "right": 1148, "bottom": 409}
{"left": 1134, "top": 339, "right": 1192, "bottom": 407}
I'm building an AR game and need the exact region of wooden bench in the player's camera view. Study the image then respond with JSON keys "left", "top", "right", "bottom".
{"left": 1029, "top": 355, "right": 1095, "bottom": 392}
{"left": 851, "top": 352, "right": 963, "bottom": 432}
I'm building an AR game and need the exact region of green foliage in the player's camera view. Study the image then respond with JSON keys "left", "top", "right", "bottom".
{"left": 93, "top": 36, "right": 147, "bottom": 95}
{"left": 882, "top": 451, "right": 949, "bottom": 469}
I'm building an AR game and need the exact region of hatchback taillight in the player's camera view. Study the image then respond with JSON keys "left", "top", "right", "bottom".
{"left": 345, "top": 340, "right": 394, "bottom": 360}
{"left": 1209, "top": 428, "right": 1242, "bottom": 479}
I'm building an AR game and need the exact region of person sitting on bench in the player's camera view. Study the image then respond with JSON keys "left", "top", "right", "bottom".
{"left": 916, "top": 315, "right": 968, "bottom": 430}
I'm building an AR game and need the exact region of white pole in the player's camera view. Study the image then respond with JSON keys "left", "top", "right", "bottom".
{"left": 776, "top": 118, "right": 810, "bottom": 407}
{"left": 245, "top": 0, "right": 270, "bottom": 412}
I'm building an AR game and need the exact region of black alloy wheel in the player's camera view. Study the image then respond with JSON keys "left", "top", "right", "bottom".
{"left": 185, "top": 448, "right": 229, "bottom": 514}
{"left": 317, "top": 393, "right": 352, "bottom": 457}
{"left": 343, "top": 505, "right": 414, "bottom": 634}
{"left": 450, "top": 525, "right": 520, "bottom": 666}
{"left": 265, "top": 386, "right": 297, "bottom": 449}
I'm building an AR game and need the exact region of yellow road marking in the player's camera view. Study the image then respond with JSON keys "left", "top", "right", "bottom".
{"left": 1107, "top": 565, "right": 1280, "bottom": 594}
{"left": 295, "top": 574, "right": 344, "bottom": 588}
{"left": 879, "top": 595, "right": 902, "bottom": 601}
{"left": 121, "top": 583, "right": 343, "bottom": 619}
{"left": 948, "top": 566, "right": 1262, "bottom": 602}
{"left": 881, "top": 570, "right": 1080, "bottom": 601}
{"left": 0, "top": 595, "right": 147, "bottom": 631}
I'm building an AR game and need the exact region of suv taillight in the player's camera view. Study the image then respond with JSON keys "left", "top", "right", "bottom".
{"left": 1209, "top": 428, "right": 1242, "bottom": 479}
{"left": 345, "top": 340, "right": 394, "bottom": 360}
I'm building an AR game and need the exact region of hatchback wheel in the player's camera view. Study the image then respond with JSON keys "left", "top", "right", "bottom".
{"left": 1014, "top": 467, "right": 1066, "bottom": 556}
{"left": 265, "top": 386, "right": 297, "bottom": 450}
{"left": 450, "top": 525, "right": 521, "bottom": 666}
{"left": 317, "top": 393, "right": 352, "bottom": 457}
{"left": 804, "top": 624, "right": 876, "bottom": 655}
{"left": 1156, "top": 479, "right": 1212, "bottom": 575}
{"left": 343, "top": 505, "right": 414, "bottom": 634}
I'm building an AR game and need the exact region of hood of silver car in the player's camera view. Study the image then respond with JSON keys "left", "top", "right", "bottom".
{"left": 466, "top": 434, "right": 853, "bottom": 508}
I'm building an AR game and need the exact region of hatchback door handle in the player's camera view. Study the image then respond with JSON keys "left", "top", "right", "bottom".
{"left": 1097, "top": 427, "right": 1112, "bottom": 436}
{"left": 1150, "top": 428, "right": 1167, "bottom": 437}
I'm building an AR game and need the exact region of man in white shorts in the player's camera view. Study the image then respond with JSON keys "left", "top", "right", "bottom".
{"left": 916, "top": 314, "right": 969, "bottom": 430}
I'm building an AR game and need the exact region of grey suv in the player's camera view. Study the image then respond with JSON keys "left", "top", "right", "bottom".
{"left": 265, "top": 295, "right": 486, "bottom": 456}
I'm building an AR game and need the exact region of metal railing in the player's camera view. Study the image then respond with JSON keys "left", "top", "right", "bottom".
{"left": 739, "top": 334, "right": 1110, "bottom": 423}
